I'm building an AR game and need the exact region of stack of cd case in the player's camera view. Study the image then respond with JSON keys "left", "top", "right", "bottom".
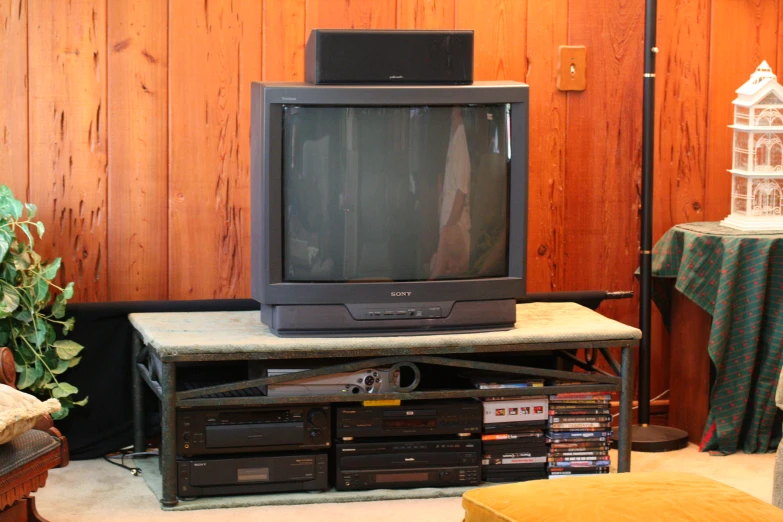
{"left": 481, "top": 431, "right": 548, "bottom": 483}
{"left": 480, "top": 393, "right": 549, "bottom": 483}
{"left": 546, "top": 390, "right": 613, "bottom": 478}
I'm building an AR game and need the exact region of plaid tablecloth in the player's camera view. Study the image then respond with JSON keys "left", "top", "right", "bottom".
{"left": 652, "top": 222, "right": 783, "bottom": 454}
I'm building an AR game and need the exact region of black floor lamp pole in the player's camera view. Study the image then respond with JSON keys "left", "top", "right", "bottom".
{"left": 630, "top": 0, "right": 689, "bottom": 452}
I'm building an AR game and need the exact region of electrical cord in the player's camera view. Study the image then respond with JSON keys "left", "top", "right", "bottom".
{"left": 611, "top": 388, "right": 669, "bottom": 419}
{"left": 103, "top": 448, "right": 159, "bottom": 476}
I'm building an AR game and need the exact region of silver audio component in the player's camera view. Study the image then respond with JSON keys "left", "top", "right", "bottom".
{"left": 265, "top": 363, "right": 421, "bottom": 397}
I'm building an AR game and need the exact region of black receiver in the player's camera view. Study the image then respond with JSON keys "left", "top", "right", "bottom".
{"left": 177, "top": 405, "right": 330, "bottom": 456}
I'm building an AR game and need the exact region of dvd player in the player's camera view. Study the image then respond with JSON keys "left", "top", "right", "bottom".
{"left": 177, "top": 405, "right": 330, "bottom": 456}
{"left": 336, "top": 400, "right": 482, "bottom": 439}
{"left": 177, "top": 453, "right": 328, "bottom": 497}
{"left": 335, "top": 438, "right": 481, "bottom": 491}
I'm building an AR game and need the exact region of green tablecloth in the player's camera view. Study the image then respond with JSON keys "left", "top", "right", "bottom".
{"left": 652, "top": 222, "right": 783, "bottom": 454}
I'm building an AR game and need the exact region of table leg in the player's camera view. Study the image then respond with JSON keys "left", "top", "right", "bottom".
{"left": 160, "top": 361, "right": 178, "bottom": 507}
{"left": 617, "top": 345, "right": 635, "bottom": 472}
{"left": 131, "top": 332, "right": 145, "bottom": 454}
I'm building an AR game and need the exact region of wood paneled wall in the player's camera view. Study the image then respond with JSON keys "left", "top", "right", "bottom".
{"left": 1, "top": 0, "right": 781, "bottom": 396}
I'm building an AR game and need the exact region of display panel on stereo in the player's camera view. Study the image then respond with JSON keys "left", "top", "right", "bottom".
{"left": 178, "top": 453, "right": 328, "bottom": 497}
{"left": 336, "top": 400, "right": 481, "bottom": 439}
{"left": 335, "top": 438, "right": 481, "bottom": 491}
{"left": 177, "top": 405, "right": 330, "bottom": 456}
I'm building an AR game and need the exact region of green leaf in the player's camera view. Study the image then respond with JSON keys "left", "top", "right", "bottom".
{"left": 52, "top": 382, "right": 78, "bottom": 398}
{"left": 0, "top": 228, "right": 11, "bottom": 261}
{"left": 51, "top": 406, "right": 69, "bottom": 420}
{"left": 12, "top": 308, "right": 32, "bottom": 322}
{"left": 63, "top": 316, "right": 75, "bottom": 335}
{"left": 34, "top": 277, "right": 48, "bottom": 302}
{"left": 42, "top": 348, "right": 60, "bottom": 370}
{"left": 2, "top": 261, "right": 17, "bottom": 284}
{"left": 18, "top": 222, "right": 33, "bottom": 247}
{"left": 44, "top": 382, "right": 58, "bottom": 389}
{"left": 52, "top": 294, "right": 66, "bottom": 319}
{"left": 41, "top": 258, "right": 61, "bottom": 281}
{"left": 0, "top": 282, "right": 20, "bottom": 314}
{"left": 72, "top": 396, "right": 88, "bottom": 407}
{"left": 17, "top": 363, "right": 42, "bottom": 390}
{"left": 35, "top": 221, "right": 44, "bottom": 238}
{"left": 68, "top": 356, "right": 81, "bottom": 368}
{"left": 25, "top": 320, "right": 46, "bottom": 348}
{"left": 53, "top": 340, "right": 83, "bottom": 360}
{"left": 63, "top": 282, "right": 74, "bottom": 300}
{"left": 45, "top": 322, "right": 56, "bottom": 344}
{"left": 40, "top": 370, "right": 53, "bottom": 386}
{"left": 24, "top": 203, "right": 36, "bottom": 220}
{"left": 50, "top": 359, "right": 70, "bottom": 375}
{"left": 0, "top": 330, "right": 8, "bottom": 346}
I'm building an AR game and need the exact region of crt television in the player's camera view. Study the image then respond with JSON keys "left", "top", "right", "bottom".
{"left": 251, "top": 81, "right": 528, "bottom": 336}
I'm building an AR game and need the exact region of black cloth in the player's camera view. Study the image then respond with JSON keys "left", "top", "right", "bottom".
{"left": 52, "top": 300, "right": 257, "bottom": 460}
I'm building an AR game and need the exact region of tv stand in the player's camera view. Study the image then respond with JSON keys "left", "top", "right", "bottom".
{"left": 130, "top": 302, "right": 639, "bottom": 508}
{"left": 262, "top": 299, "right": 517, "bottom": 336}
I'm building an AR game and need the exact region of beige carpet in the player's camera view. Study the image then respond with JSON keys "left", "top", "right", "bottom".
{"left": 33, "top": 444, "right": 776, "bottom": 522}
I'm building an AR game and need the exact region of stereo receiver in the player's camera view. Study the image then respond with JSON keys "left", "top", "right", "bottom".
{"left": 335, "top": 438, "right": 481, "bottom": 491}
{"left": 336, "top": 400, "right": 482, "bottom": 439}
{"left": 177, "top": 405, "right": 330, "bottom": 456}
{"left": 178, "top": 453, "right": 328, "bottom": 497}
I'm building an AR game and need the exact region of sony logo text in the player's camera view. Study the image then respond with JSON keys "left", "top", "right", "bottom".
{"left": 390, "top": 292, "right": 412, "bottom": 297}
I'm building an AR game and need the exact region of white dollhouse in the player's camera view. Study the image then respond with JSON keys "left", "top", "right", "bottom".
{"left": 721, "top": 61, "right": 783, "bottom": 231}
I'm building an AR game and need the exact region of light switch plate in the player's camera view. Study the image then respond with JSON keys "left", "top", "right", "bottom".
{"left": 557, "top": 46, "right": 587, "bottom": 91}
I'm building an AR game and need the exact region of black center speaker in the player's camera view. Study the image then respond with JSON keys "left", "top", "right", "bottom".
{"left": 305, "top": 29, "right": 473, "bottom": 85}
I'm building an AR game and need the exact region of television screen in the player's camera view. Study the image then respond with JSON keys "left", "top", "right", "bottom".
{"left": 282, "top": 104, "right": 510, "bottom": 283}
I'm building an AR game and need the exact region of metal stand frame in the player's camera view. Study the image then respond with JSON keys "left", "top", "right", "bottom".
{"left": 132, "top": 332, "right": 636, "bottom": 507}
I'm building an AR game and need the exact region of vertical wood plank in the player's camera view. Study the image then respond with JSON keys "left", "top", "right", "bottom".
{"left": 305, "top": 0, "right": 396, "bottom": 36}
{"left": 28, "top": 0, "right": 108, "bottom": 302}
{"left": 703, "top": 0, "right": 779, "bottom": 221}
{"left": 263, "top": 0, "right": 306, "bottom": 81}
{"left": 650, "top": 0, "right": 711, "bottom": 401}
{"left": 168, "top": 0, "right": 261, "bottom": 299}
{"left": 455, "top": 0, "right": 526, "bottom": 81}
{"left": 525, "top": 0, "right": 567, "bottom": 293}
{"left": 0, "top": 0, "right": 28, "bottom": 200}
{"left": 564, "top": 1, "right": 644, "bottom": 331}
{"left": 397, "top": 0, "right": 455, "bottom": 29}
{"left": 108, "top": 0, "right": 168, "bottom": 301}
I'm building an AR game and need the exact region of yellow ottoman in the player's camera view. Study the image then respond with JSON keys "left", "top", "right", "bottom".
{"left": 462, "top": 472, "right": 783, "bottom": 521}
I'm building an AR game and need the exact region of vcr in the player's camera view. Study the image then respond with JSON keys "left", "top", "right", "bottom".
{"left": 178, "top": 453, "right": 328, "bottom": 497}
{"left": 177, "top": 405, "right": 330, "bottom": 456}
{"left": 336, "top": 400, "right": 482, "bottom": 439}
{"left": 335, "top": 438, "right": 481, "bottom": 491}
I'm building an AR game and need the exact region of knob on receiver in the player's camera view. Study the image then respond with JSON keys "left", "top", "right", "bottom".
{"left": 308, "top": 408, "right": 328, "bottom": 428}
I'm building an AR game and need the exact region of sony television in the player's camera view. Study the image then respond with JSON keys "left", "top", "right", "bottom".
{"left": 251, "top": 81, "right": 528, "bottom": 336}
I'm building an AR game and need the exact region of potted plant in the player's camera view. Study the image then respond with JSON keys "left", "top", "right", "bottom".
{"left": 0, "top": 184, "right": 86, "bottom": 419}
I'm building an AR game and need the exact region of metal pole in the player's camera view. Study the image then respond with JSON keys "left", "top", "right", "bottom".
{"left": 638, "top": 0, "right": 658, "bottom": 426}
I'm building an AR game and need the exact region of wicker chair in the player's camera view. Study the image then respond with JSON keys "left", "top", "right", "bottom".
{"left": 0, "top": 347, "right": 68, "bottom": 522}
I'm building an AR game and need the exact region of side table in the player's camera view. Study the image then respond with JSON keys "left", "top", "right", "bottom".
{"left": 652, "top": 222, "right": 783, "bottom": 454}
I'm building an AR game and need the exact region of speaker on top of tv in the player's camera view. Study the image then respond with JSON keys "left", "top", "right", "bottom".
{"left": 305, "top": 29, "right": 473, "bottom": 85}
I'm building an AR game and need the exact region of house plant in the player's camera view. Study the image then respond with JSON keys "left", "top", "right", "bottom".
{"left": 0, "top": 184, "right": 86, "bottom": 419}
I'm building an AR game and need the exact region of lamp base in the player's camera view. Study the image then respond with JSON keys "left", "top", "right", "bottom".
{"left": 613, "top": 425, "right": 689, "bottom": 453}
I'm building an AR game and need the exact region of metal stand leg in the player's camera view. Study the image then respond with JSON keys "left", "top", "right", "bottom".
{"left": 617, "top": 346, "right": 635, "bottom": 472}
{"left": 160, "top": 361, "right": 178, "bottom": 507}
{"left": 131, "top": 333, "right": 145, "bottom": 453}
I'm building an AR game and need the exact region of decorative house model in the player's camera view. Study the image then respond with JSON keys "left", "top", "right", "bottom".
{"left": 721, "top": 61, "right": 783, "bottom": 230}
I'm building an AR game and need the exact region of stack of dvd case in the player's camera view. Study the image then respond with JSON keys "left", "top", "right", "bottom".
{"left": 478, "top": 384, "right": 549, "bottom": 483}
{"left": 546, "top": 391, "right": 613, "bottom": 478}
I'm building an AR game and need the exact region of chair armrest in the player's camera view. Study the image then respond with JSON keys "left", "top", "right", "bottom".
{"left": 0, "top": 347, "right": 16, "bottom": 388}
